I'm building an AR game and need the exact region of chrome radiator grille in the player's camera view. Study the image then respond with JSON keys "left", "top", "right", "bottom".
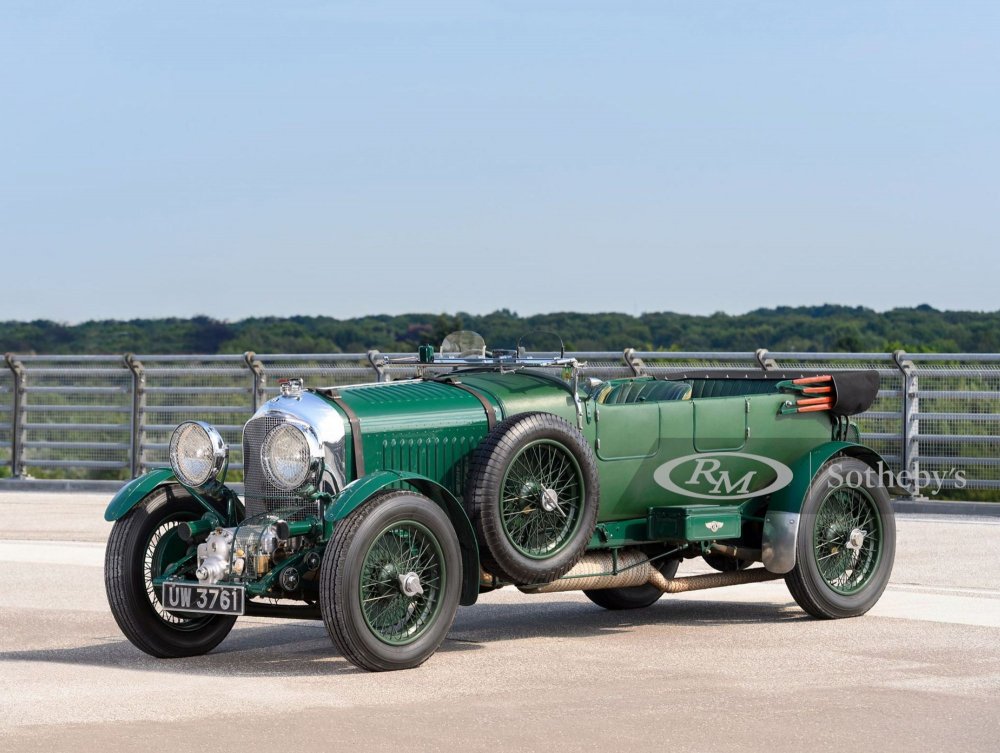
{"left": 242, "top": 414, "right": 300, "bottom": 519}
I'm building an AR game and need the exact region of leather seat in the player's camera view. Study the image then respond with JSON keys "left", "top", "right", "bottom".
{"left": 685, "top": 379, "right": 775, "bottom": 399}
{"left": 598, "top": 379, "right": 693, "bottom": 404}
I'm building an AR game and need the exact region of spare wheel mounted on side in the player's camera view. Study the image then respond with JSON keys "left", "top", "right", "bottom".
{"left": 464, "top": 412, "right": 600, "bottom": 585}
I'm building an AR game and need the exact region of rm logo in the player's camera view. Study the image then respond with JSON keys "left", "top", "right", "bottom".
{"left": 686, "top": 457, "right": 757, "bottom": 496}
{"left": 653, "top": 452, "right": 794, "bottom": 501}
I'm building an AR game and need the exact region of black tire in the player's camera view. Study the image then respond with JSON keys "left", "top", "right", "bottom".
{"left": 464, "top": 412, "right": 600, "bottom": 585}
{"left": 785, "top": 457, "right": 896, "bottom": 619}
{"left": 104, "top": 485, "right": 237, "bottom": 658}
{"left": 320, "top": 491, "right": 462, "bottom": 672}
{"left": 584, "top": 551, "right": 681, "bottom": 610}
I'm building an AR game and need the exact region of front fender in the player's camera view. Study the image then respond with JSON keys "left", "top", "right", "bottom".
{"left": 762, "top": 442, "right": 892, "bottom": 574}
{"left": 324, "top": 470, "right": 481, "bottom": 606}
{"left": 104, "top": 468, "right": 233, "bottom": 524}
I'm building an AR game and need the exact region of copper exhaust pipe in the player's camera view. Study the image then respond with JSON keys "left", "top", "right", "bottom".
{"left": 520, "top": 550, "right": 653, "bottom": 594}
{"left": 521, "top": 549, "right": 783, "bottom": 595}
{"left": 648, "top": 567, "right": 783, "bottom": 593}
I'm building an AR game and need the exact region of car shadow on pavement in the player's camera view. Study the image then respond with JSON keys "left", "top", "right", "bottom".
{"left": 0, "top": 595, "right": 806, "bottom": 676}
{"left": 449, "top": 595, "right": 808, "bottom": 644}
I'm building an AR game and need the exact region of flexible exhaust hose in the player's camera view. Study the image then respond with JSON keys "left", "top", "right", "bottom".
{"left": 520, "top": 549, "right": 783, "bottom": 594}
{"left": 520, "top": 550, "right": 654, "bottom": 593}
{"left": 647, "top": 566, "right": 783, "bottom": 593}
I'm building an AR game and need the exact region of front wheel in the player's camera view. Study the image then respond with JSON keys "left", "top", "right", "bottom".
{"left": 785, "top": 457, "right": 896, "bottom": 619}
{"left": 104, "top": 486, "right": 237, "bottom": 657}
{"left": 320, "top": 491, "right": 462, "bottom": 671}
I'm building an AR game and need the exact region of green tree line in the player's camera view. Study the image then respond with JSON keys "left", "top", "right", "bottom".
{"left": 2, "top": 304, "right": 998, "bottom": 355}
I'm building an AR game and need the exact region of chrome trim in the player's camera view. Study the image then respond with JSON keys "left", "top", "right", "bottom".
{"left": 279, "top": 377, "right": 304, "bottom": 398}
{"left": 247, "top": 391, "right": 347, "bottom": 494}
{"left": 761, "top": 511, "right": 800, "bottom": 574}
{"left": 169, "top": 420, "right": 228, "bottom": 489}
{"left": 261, "top": 420, "right": 324, "bottom": 492}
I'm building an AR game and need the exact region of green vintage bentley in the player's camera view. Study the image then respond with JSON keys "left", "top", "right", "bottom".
{"left": 104, "top": 332, "right": 895, "bottom": 671}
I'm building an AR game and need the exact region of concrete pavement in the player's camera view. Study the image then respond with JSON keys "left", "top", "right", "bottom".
{"left": 1, "top": 493, "right": 998, "bottom": 752}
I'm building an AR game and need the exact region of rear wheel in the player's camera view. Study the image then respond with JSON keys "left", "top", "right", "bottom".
{"left": 320, "top": 491, "right": 462, "bottom": 671}
{"left": 785, "top": 457, "right": 895, "bottom": 619}
{"left": 104, "top": 486, "right": 236, "bottom": 657}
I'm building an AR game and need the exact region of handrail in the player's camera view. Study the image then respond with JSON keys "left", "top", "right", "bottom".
{"left": 1, "top": 348, "right": 998, "bottom": 499}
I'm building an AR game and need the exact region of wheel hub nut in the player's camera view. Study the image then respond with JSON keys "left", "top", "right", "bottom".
{"left": 540, "top": 488, "right": 560, "bottom": 512}
{"left": 845, "top": 528, "right": 867, "bottom": 551}
{"left": 398, "top": 571, "right": 424, "bottom": 597}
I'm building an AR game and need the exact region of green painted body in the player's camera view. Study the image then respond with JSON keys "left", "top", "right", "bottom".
{"left": 647, "top": 505, "right": 743, "bottom": 542}
{"left": 104, "top": 467, "right": 241, "bottom": 525}
{"left": 322, "top": 469, "right": 480, "bottom": 606}
{"left": 764, "top": 441, "right": 890, "bottom": 514}
{"left": 325, "top": 373, "right": 575, "bottom": 497}
{"left": 319, "top": 371, "right": 881, "bottom": 533}
{"left": 105, "top": 468, "right": 182, "bottom": 522}
{"left": 111, "top": 369, "right": 888, "bottom": 608}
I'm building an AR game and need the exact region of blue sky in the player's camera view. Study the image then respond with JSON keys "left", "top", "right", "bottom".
{"left": 1, "top": 1, "right": 997, "bottom": 322}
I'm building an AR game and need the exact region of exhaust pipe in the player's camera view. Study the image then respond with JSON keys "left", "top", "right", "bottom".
{"left": 520, "top": 549, "right": 783, "bottom": 595}
{"left": 707, "top": 542, "right": 762, "bottom": 562}
{"left": 648, "top": 567, "right": 783, "bottom": 593}
{"left": 520, "top": 550, "right": 653, "bottom": 593}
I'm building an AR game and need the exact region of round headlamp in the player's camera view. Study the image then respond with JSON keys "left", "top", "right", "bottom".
{"left": 169, "top": 421, "right": 228, "bottom": 489}
{"left": 261, "top": 422, "right": 323, "bottom": 492}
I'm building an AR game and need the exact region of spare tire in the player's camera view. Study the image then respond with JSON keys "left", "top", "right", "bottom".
{"left": 464, "top": 412, "right": 600, "bottom": 584}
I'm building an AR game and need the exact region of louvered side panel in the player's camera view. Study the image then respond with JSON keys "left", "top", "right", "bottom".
{"left": 377, "top": 432, "right": 481, "bottom": 498}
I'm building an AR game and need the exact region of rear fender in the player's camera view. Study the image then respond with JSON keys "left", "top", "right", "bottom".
{"left": 103, "top": 468, "right": 233, "bottom": 524}
{"left": 762, "top": 442, "right": 892, "bottom": 574}
{"left": 324, "top": 470, "right": 481, "bottom": 606}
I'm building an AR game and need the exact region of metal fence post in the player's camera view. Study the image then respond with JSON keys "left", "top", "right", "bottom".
{"left": 124, "top": 354, "right": 146, "bottom": 478}
{"left": 367, "top": 350, "right": 386, "bottom": 383}
{"left": 755, "top": 348, "right": 776, "bottom": 371}
{"left": 893, "top": 350, "right": 921, "bottom": 498}
{"left": 4, "top": 353, "right": 27, "bottom": 478}
{"left": 244, "top": 352, "right": 266, "bottom": 411}
{"left": 623, "top": 348, "right": 644, "bottom": 376}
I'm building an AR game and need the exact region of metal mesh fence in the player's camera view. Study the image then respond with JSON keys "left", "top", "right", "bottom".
{"left": 906, "top": 356, "right": 1000, "bottom": 492}
{"left": 636, "top": 352, "right": 762, "bottom": 375}
{"left": 1, "top": 349, "right": 998, "bottom": 495}
{"left": 258, "top": 354, "right": 376, "bottom": 393}
{"left": 16, "top": 357, "right": 131, "bottom": 479}
{"left": 140, "top": 356, "right": 253, "bottom": 477}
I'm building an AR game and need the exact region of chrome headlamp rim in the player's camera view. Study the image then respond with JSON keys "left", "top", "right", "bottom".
{"left": 260, "top": 420, "right": 324, "bottom": 493}
{"left": 168, "top": 420, "right": 228, "bottom": 489}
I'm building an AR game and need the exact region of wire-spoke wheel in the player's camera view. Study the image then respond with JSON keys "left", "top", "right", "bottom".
{"left": 500, "top": 440, "right": 584, "bottom": 558}
{"left": 105, "top": 485, "right": 237, "bottom": 657}
{"left": 143, "top": 520, "right": 206, "bottom": 626}
{"left": 465, "top": 413, "right": 600, "bottom": 585}
{"left": 360, "top": 520, "right": 444, "bottom": 645}
{"left": 813, "top": 485, "right": 883, "bottom": 594}
{"left": 321, "top": 491, "right": 462, "bottom": 671}
{"left": 786, "top": 457, "right": 895, "bottom": 619}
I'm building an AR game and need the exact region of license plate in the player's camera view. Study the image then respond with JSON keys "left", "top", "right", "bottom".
{"left": 161, "top": 582, "right": 245, "bottom": 616}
